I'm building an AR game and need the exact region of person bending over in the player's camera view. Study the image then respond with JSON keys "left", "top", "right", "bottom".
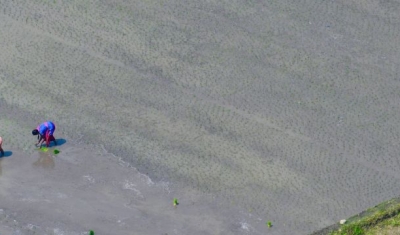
{"left": 32, "top": 121, "right": 57, "bottom": 147}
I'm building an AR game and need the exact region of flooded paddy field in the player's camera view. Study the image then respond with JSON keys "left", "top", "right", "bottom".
{"left": 1, "top": 0, "right": 400, "bottom": 234}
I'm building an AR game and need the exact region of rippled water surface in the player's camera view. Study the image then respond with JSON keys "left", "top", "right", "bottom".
{"left": 1, "top": 0, "right": 400, "bottom": 234}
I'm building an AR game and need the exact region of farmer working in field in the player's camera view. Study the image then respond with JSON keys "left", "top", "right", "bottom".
{"left": 32, "top": 121, "right": 57, "bottom": 147}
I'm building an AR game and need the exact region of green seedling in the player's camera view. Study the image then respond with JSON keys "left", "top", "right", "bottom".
{"left": 89, "top": 230, "right": 94, "bottom": 235}
{"left": 173, "top": 198, "right": 179, "bottom": 206}
{"left": 54, "top": 149, "right": 60, "bottom": 154}
{"left": 352, "top": 226, "right": 363, "bottom": 235}
{"left": 40, "top": 147, "right": 48, "bottom": 152}
{"left": 267, "top": 221, "right": 272, "bottom": 228}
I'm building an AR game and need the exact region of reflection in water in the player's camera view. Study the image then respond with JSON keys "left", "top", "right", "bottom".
{"left": 33, "top": 149, "right": 55, "bottom": 169}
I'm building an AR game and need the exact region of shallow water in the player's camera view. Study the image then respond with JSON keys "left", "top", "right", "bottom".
{"left": 1, "top": 0, "right": 400, "bottom": 234}
{"left": 0, "top": 144, "right": 264, "bottom": 234}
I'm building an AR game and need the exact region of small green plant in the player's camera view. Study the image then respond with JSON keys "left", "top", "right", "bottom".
{"left": 40, "top": 147, "right": 48, "bottom": 152}
{"left": 352, "top": 226, "right": 364, "bottom": 235}
{"left": 89, "top": 230, "right": 94, "bottom": 235}
{"left": 54, "top": 149, "right": 60, "bottom": 154}
{"left": 173, "top": 198, "right": 179, "bottom": 206}
{"left": 267, "top": 221, "right": 272, "bottom": 228}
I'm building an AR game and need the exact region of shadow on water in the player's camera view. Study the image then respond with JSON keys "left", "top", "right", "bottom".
{"left": 0, "top": 151, "right": 13, "bottom": 158}
{"left": 50, "top": 138, "right": 67, "bottom": 147}
{"left": 39, "top": 138, "right": 67, "bottom": 148}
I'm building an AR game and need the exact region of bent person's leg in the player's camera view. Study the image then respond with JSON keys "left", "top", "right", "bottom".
{"left": 50, "top": 135, "right": 57, "bottom": 146}
{"left": 45, "top": 132, "right": 51, "bottom": 147}
{"left": 0, "top": 137, "right": 3, "bottom": 156}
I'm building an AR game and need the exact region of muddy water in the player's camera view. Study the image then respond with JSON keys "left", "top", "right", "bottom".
{"left": 1, "top": 0, "right": 400, "bottom": 234}
{"left": 0, "top": 143, "right": 263, "bottom": 234}
{"left": 33, "top": 149, "right": 55, "bottom": 169}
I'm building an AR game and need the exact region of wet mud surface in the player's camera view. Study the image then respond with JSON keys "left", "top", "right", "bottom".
{"left": 0, "top": 0, "right": 400, "bottom": 234}
{"left": 0, "top": 145, "right": 262, "bottom": 234}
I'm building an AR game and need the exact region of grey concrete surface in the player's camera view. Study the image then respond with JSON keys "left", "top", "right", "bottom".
{"left": 0, "top": 0, "right": 400, "bottom": 234}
